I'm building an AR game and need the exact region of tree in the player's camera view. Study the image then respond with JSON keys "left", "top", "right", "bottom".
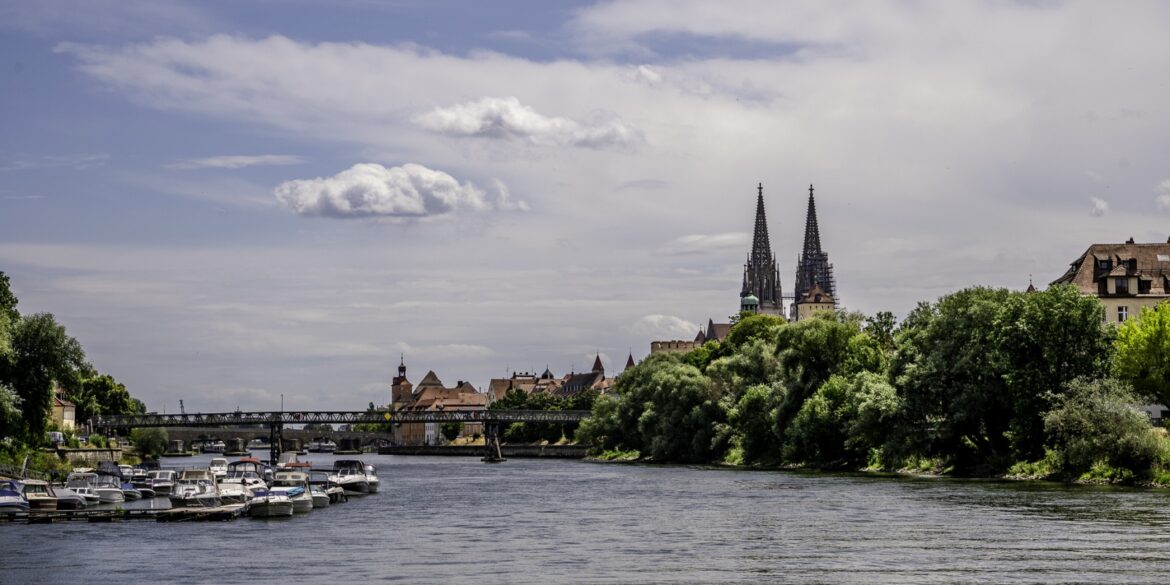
{"left": 1044, "top": 378, "right": 1164, "bottom": 479}
{"left": 0, "top": 271, "right": 18, "bottom": 324}
{"left": 1113, "top": 301, "right": 1170, "bottom": 407}
{"left": 784, "top": 372, "right": 900, "bottom": 468}
{"left": 131, "top": 427, "right": 168, "bottom": 460}
{"left": 725, "top": 383, "right": 784, "bottom": 464}
{"left": 71, "top": 374, "right": 136, "bottom": 424}
{"left": 440, "top": 422, "right": 463, "bottom": 442}
{"left": 994, "top": 285, "right": 1113, "bottom": 460}
{"left": 774, "top": 312, "right": 883, "bottom": 437}
{"left": 4, "top": 313, "right": 87, "bottom": 442}
{"left": 889, "top": 287, "right": 1014, "bottom": 470}
{"left": 0, "top": 383, "right": 21, "bottom": 440}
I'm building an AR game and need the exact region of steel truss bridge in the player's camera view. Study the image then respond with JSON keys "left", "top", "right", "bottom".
{"left": 92, "top": 410, "right": 591, "bottom": 463}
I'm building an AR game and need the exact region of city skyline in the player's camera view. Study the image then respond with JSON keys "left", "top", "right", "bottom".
{"left": 2, "top": 1, "right": 1169, "bottom": 412}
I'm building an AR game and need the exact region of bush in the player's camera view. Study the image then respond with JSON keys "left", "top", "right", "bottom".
{"left": 1044, "top": 378, "right": 1165, "bottom": 481}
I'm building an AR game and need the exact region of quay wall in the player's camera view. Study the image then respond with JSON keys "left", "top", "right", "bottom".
{"left": 57, "top": 448, "right": 123, "bottom": 465}
{"left": 378, "top": 445, "right": 587, "bottom": 458}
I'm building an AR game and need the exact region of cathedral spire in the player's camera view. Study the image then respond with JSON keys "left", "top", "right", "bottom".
{"left": 793, "top": 183, "right": 836, "bottom": 318}
{"left": 741, "top": 183, "right": 783, "bottom": 316}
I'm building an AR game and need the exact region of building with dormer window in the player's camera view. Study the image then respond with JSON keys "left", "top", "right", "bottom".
{"left": 1051, "top": 238, "right": 1170, "bottom": 324}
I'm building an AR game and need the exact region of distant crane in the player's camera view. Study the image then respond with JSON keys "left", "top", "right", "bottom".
{"left": 179, "top": 399, "right": 185, "bottom": 415}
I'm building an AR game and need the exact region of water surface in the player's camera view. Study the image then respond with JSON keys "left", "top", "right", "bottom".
{"left": 2, "top": 454, "right": 1168, "bottom": 584}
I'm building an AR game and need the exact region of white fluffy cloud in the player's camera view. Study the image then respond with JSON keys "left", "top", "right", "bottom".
{"left": 168, "top": 154, "right": 304, "bottom": 170}
{"left": 1090, "top": 196, "right": 1109, "bottom": 217}
{"left": 630, "top": 314, "right": 700, "bottom": 338}
{"left": 414, "top": 96, "right": 642, "bottom": 149}
{"left": 274, "top": 162, "right": 525, "bottom": 218}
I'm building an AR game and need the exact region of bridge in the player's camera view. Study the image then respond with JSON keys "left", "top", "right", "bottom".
{"left": 92, "top": 410, "right": 592, "bottom": 463}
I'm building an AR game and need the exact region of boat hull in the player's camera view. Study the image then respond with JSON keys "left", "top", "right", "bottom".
{"left": 96, "top": 488, "right": 125, "bottom": 503}
{"left": 249, "top": 500, "right": 293, "bottom": 518}
{"left": 311, "top": 493, "right": 330, "bottom": 509}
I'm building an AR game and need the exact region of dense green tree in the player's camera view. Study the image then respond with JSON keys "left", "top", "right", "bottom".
{"left": 707, "top": 339, "right": 782, "bottom": 400}
{"left": 1044, "top": 378, "right": 1165, "bottom": 479}
{"left": 774, "top": 312, "right": 883, "bottom": 436}
{"left": 0, "top": 383, "right": 21, "bottom": 440}
{"left": 864, "top": 311, "right": 897, "bottom": 353}
{"left": 4, "top": 313, "right": 87, "bottom": 442}
{"left": 721, "top": 313, "right": 786, "bottom": 350}
{"left": 0, "top": 271, "right": 18, "bottom": 324}
{"left": 890, "top": 287, "right": 1014, "bottom": 470}
{"left": 1113, "top": 302, "right": 1170, "bottom": 407}
{"left": 784, "top": 372, "right": 900, "bottom": 468}
{"left": 724, "top": 383, "right": 784, "bottom": 464}
{"left": 994, "top": 285, "right": 1112, "bottom": 460}
{"left": 131, "top": 427, "right": 168, "bottom": 460}
{"left": 71, "top": 374, "right": 137, "bottom": 424}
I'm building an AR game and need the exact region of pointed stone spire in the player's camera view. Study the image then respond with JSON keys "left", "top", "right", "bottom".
{"left": 741, "top": 183, "right": 783, "bottom": 315}
{"left": 793, "top": 183, "right": 836, "bottom": 317}
{"left": 592, "top": 353, "right": 604, "bottom": 373}
{"left": 625, "top": 352, "right": 636, "bottom": 371}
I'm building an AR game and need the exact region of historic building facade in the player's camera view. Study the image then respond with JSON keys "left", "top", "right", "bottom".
{"left": 741, "top": 183, "right": 785, "bottom": 317}
{"left": 790, "top": 185, "right": 837, "bottom": 321}
{"left": 390, "top": 357, "right": 486, "bottom": 445}
{"left": 1051, "top": 238, "right": 1170, "bottom": 324}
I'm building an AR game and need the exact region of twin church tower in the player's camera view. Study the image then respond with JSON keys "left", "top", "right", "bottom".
{"left": 740, "top": 183, "right": 837, "bottom": 321}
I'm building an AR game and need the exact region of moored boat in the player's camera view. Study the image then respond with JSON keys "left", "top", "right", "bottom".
{"left": 148, "top": 470, "right": 177, "bottom": 496}
{"left": 309, "top": 470, "right": 346, "bottom": 504}
{"left": 364, "top": 464, "right": 380, "bottom": 494}
{"left": 0, "top": 479, "right": 30, "bottom": 514}
{"left": 332, "top": 460, "right": 370, "bottom": 495}
{"left": 130, "top": 469, "right": 156, "bottom": 498}
{"left": 248, "top": 490, "right": 293, "bottom": 518}
{"left": 49, "top": 484, "right": 87, "bottom": 510}
{"left": 309, "top": 484, "right": 330, "bottom": 509}
{"left": 269, "top": 471, "right": 314, "bottom": 513}
{"left": 64, "top": 474, "right": 100, "bottom": 505}
{"left": 169, "top": 469, "right": 220, "bottom": 508}
{"left": 208, "top": 457, "right": 229, "bottom": 480}
{"left": 20, "top": 479, "right": 58, "bottom": 510}
{"left": 94, "top": 474, "right": 126, "bottom": 503}
{"left": 120, "top": 482, "right": 143, "bottom": 501}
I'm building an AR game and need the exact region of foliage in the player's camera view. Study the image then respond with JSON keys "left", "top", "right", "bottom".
{"left": 774, "top": 311, "right": 883, "bottom": 437}
{"left": 130, "top": 427, "right": 168, "bottom": 460}
{"left": 0, "top": 271, "right": 18, "bottom": 324}
{"left": 3, "top": 313, "right": 87, "bottom": 442}
{"left": 578, "top": 352, "right": 725, "bottom": 462}
{"left": 440, "top": 421, "right": 463, "bottom": 442}
{"left": 723, "top": 383, "right": 783, "bottom": 465}
{"left": 1043, "top": 378, "right": 1165, "bottom": 481}
{"left": 783, "top": 372, "right": 900, "bottom": 468}
{"left": 0, "top": 383, "right": 21, "bottom": 440}
{"left": 1113, "top": 301, "right": 1170, "bottom": 407}
{"left": 994, "top": 285, "right": 1113, "bottom": 460}
{"left": 71, "top": 374, "right": 140, "bottom": 424}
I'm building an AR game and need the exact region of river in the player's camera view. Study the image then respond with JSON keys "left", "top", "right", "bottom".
{"left": 2, "top": 453, "right": 1169, "bottom": 584}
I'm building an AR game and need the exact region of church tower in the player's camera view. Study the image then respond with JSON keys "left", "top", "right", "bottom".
{"left": 792, "top": 184, "right": 837, "bottom": 320}
{"left": 741, "top": 183, "right": 784, "bottom": 316}
{"left": 391, "top": 355, "right": 413, "bottom": 406}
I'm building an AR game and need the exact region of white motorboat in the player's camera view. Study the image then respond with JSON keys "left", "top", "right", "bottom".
{"left": 94, "top": 474, "right": 126, "bottom": 503}
{"left": 148, "top": 470, "right": 176, "bottom": 496}
{"left": 169, "top": 469, "right": 220, "bottom": 508}
{"left": 222, "top": 458, "right": 269, "bottom": 496}
{"left": 64, "top": 474, "right": 100, "bottom": 505}
{"left": 309, "top": 484, "right": 330, "bottom": 509}
{"left": 208, "top": 457, "right": 229, "bottom": 480}
{"left": 50, "top": 484, "right": 87, "bottom": 510}
{"left": 20, "top": 479, "right": 58, "bottom": 511}
{"left": 308, "top": 438, "right": 337, "bottom": 453}
{"left": 203, "top": 440, "right": 226, "bottom": 453}
{"left": 364, "top": 464, "right": 380, "bottom": 494}
{"left": 130, "top": 470, "right": 156, "bottom": 498}
{"left": 332, "top": 460, "right": 370, "bottom": 495}
{"left": 0, "top": 480, "right": 30, "bottom": 514}
{"left": 217, "top": 481, "right": 253, "bottom": 505}
{"left": 269, "top": 471, "right": 314, "bottom": 513}
{"left": 248, "top": 491, "right": 293, "bottom": 518}
{"left": 309, "top": 470, "right": 346, "bottom": 504}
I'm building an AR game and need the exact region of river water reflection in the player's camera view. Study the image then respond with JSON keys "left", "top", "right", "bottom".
{"left": 2, "top": 454, "right": 1169, "bottom": 584}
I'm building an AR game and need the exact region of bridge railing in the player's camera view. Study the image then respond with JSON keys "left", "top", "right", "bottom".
{"left": 92, "top": 409, "right": 592, "bottom": 430}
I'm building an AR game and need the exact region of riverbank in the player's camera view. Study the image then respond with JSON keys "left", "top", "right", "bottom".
{"left": 377, "top": 444, "right": 586, "bottom": 458}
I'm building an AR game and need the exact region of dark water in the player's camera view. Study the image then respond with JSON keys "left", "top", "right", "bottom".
{"left": 2, "top": 454, "right": 1169, "bottom": 584}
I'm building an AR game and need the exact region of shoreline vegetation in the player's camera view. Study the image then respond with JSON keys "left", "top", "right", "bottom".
{"left": 574, "top": 286, "right": 1170, "bottom": 489}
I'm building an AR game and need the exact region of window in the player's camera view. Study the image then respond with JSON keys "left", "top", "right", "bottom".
{"left": 1116, "top": 277, "right": 1129, "bottom": 294}
{"left": 1118, "top": 306, "right": 1129, "bottom": 322}
{"left": 1098, "top": 259, "right": 1112, "bottom": 270}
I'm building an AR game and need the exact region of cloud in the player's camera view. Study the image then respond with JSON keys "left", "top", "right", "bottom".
{"left": 0, "top": 153, "right": 108, "bottom": 172}
{"left": 414, "top": 96, "right": 642, "bottom": 149}
{"left": 660, "top": 232, "right": 749, "bottom": 256}
{"left": 1157, "top": 180, "right": 1170, "bottom": 213}
{"left": 274, "top": 162, "right": 526, "bottom": 219}
{"left": 1090, "top": 197, "right": 1109, "bottom": 217}
{"left": 168, "top": 154, "right": 304, "bottom": 170}
{"left": 630, "top": 65, "right": 662, "bottom": 85}
{"left": 629, "top": 314, "right": 700, "bottom": 338}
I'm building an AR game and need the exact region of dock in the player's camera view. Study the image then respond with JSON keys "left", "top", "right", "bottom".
{"left": 3, "top": 504, "right": 249, "bottom": 524}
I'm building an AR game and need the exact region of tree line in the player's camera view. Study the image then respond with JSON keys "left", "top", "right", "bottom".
{"left": 0, "top": 271, "right": 147, "bottom": 454}
{"left": 577, "top": 285, "right": 1170, "bottom": 484}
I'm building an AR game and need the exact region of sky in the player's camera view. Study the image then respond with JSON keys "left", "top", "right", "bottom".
{"left": 2, "top": 0, "right": 1170, "bottom": 414}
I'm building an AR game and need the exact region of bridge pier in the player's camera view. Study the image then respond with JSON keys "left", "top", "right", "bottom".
{"left": 269, "top": 421, "right": 283, "bottom": 465}
{"left": 482, "top": 422, "right": 506, "bottom": 463}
